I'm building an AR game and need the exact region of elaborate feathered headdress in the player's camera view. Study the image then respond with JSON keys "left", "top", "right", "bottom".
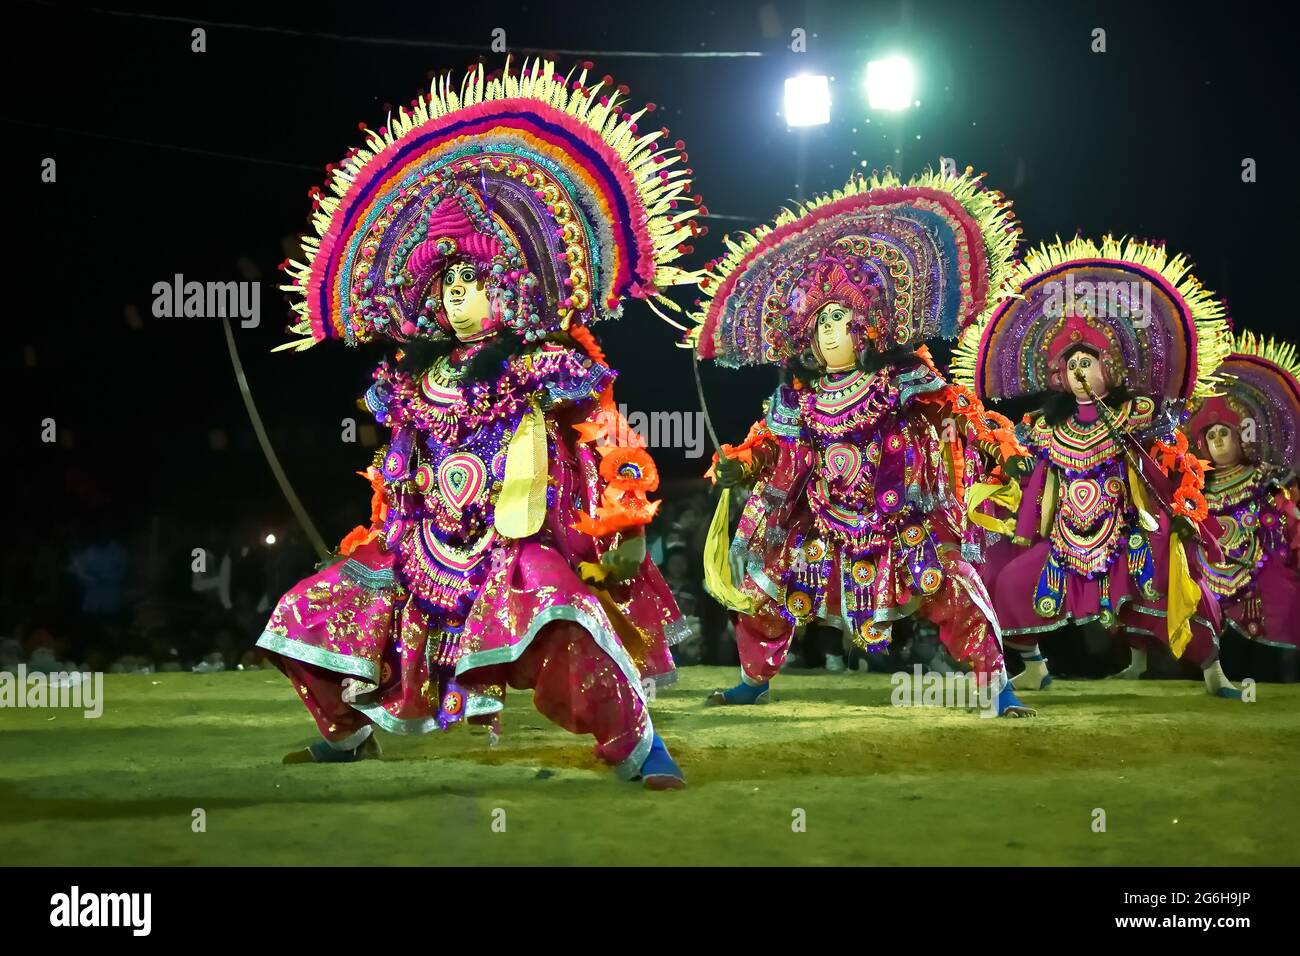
{"left": 1187, "top": 330, "right": 1300, "bottom": 470}
{"left": 951, "top": 235, "right": 1231, "bottom": 401}
{"left": 277, "top": 57, "right": 700, "bottom": 351}
{"left": 686, "top": 166, "right": 1020, "bottom": 366}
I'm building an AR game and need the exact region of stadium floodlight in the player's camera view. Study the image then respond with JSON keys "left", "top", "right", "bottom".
{"left": 865, "top": 56, "right": 914, "bottom": 111}
{"left": 784, "top": 74, "right": 831, "bottom": 127}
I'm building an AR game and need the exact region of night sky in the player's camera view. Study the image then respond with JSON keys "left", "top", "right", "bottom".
{"left": 11, "top": 0, "right": 1297, "bottom": 557}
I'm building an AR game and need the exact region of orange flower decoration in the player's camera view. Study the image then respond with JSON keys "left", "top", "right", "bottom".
{"left": 337, "top": 467, "right": 388, "bottom": 556}
{"left": 707, "top": 419, "right": 777, "bottom": 481}
{"left": 1172, "top": 486, "right": 1209, "bottom": 522}
{"left": 1151, "top": 432, "right": 1190, "bottom": 472}
{"left": 363, "top": 466, "right": 388, "bottom": 525}
{"left": 914, "top": 344, "right": 941, "bottom": 375}
{"left": 568, "top": 324, "right": 607, "bottom": 365}
{"left": 1181, "top": 455, "right": 1209, "bottom": 485}
{"left": 336, "top": 525, "right": 373, "bottom": 557}
{"left": 572, "top": 486, "right": 661, "bottom": 537}
{"left": 598, "top": 446, "right": 659, "bottom": 492}
{"left": 572, "top": 405, "right": 648, "bottom": 449}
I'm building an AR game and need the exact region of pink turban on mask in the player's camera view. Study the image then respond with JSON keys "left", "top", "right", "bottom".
{"left": 398, "top": 197, "right": 506, "bottom": 338}
{"left": 407, "top": 197, "right": 504, "bottom": 277}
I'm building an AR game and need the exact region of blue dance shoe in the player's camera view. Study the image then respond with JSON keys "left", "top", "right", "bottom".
{"left": 283, "top": 734, "right": 383, "bottom": 764}
{"left": 636, "top": 733, "right": 686, "bottom": 790}
{"left": 705, "top": 680, "right": 770, "bottom": 706}
{"left": 997, "top": 684, "right": 1037, "bottom": 718}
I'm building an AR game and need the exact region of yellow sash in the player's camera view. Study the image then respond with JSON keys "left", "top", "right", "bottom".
{"left": 703, "top": 488, "right": 756, "bottom": 613}
{"left": 1126, "top": 465, "right": 1161, "bottom": 532}
{"left": 967, "top": 480, "right": 1022, "bottom": 536}
{"left": 494, "top": 400, "right": 549, "bottom": 539}
{"left": 577, "top": 562, "right": 651, "bottom": 671}
{"left": 1166, "top": 534, "right": 1202, "bottom": 659}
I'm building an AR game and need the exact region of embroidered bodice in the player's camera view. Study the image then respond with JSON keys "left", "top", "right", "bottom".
{"left": 803, "top": 369, "right": 898, "bottom": 546}
{"left": 361, "top": 342, "right": 613, "bottom": 621}
{"left": 1200, "top": 463, "right": 1290, "bottom": 600}
{"left": 729, "top": 361, "right": 964, "bottom": 649}
{"left": 1024, "top": 396, "right": 1156, "bottom": 577}
{"left": 762, "top": 364, "right": 952, "bottom": 551}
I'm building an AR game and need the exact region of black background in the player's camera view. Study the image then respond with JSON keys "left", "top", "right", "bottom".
{"left": 8, "top": 0, "right": 1296, "bottom": 564}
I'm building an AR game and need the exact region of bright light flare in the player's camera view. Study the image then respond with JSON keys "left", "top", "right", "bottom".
{"left": 784, "top": 74, "right": 831, "bottom": 127}
{"left": 865, "top": 56, "right": 915, "bottom": 111}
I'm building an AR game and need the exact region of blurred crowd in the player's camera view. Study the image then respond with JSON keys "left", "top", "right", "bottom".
{"left": 0, "top": 511, "right": 318, "bottom": 676}
{"left": 2, "top": 486, "right": 1217, "bottom": 682}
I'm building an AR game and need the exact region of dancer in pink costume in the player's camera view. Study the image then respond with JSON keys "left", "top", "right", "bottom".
{"left": 687, "top": 168, "right": 1036, "bottom": 717}
{"left": 256, "top": 59, "right": 701, "bottom": 786}
{"left": 951, "top": 236, "right": 1242, "bottom": 698}
{"left": 1187, "top": 331, "right": 1300, "bottom": 651}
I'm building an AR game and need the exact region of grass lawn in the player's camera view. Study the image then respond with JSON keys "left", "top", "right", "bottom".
{"left": 2, "top": 666, "right": 1297, "bottom": 865}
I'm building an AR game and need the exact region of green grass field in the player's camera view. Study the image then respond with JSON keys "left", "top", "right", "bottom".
{"left": 3, "top": 666, "right": 1297, "bottom": 866}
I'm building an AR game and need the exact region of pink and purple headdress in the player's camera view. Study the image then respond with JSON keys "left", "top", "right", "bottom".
{"left": 687, "top": 168, "right": 1020, "bottom": 367}
{"left": 790, "top": 256, "right": 886, "bottom": 359}
{"left": 951, "top": 235, "right": 1231, "bottom": 402}
{"left": 1188, "top": 331, "right": 1300, "bottom": 470}
{"left": 277, "top": 57, "right": 700, "bottom": 351}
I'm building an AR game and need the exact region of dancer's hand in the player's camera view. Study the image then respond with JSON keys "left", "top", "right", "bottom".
{"left": 600, "top": 535, "right": 646, "bottom": 582}
{"left": 714, "top": 456, "right": 746, "bottom": 488}
{"left": 1003, "top": 455, "right": 1035, "bottom": 479}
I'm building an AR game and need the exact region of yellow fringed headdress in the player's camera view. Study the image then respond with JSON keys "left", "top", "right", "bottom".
{"left": 685, "top": 165, "right": 1020, "bottom": 366}
{"left": 951, "top": 235, "right": 1231, "bottom": 401}
{"left": 276, "top": 57, "right": 700, "bottom": 352}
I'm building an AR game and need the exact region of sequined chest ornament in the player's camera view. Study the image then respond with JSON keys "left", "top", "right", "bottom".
{"left": 775, "top": 369, "right": 946, "bottom": 650}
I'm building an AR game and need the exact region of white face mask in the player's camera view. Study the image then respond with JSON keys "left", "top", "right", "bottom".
{"left": 441, "top": 261, "right": 493, "bottom": 340}
{"left": 1204, "top": 423, "right": 1244, "bottom": 467}
{"left": 1064, "top": 349, "right": 1108, "bottom": 400}
{"left": 814, "top": 302, "right": 857, "bottom": 370}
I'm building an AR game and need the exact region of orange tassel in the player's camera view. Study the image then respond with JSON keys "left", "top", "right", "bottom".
{"left": 337, "top": 525, "right": 372, "bottom": 557}
{"left": 569, "top": 324, "right": 607, "bottom": 365}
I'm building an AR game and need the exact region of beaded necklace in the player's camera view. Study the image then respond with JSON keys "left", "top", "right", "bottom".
{"left": 1204, "top": 463, "right": 1259, "bottom": 511}
{"left": 1038, "top": 403, "right": 1130, "bottom": 475}
{"left": 804, "top": 369, "right": 896, "bottom": 440}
